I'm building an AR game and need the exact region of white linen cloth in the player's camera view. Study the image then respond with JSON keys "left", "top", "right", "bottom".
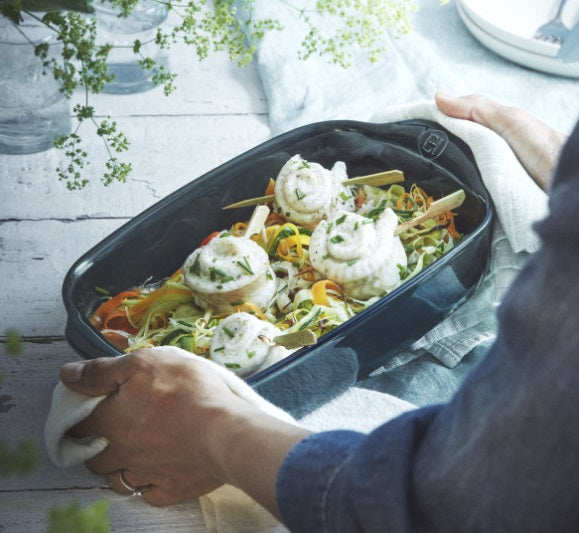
{"left": 45, "top": 349, "right": 414, "bottom": 532}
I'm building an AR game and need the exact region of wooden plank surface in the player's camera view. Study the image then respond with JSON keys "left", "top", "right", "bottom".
{"left": 0, "top": 37, "right": 270, "bottom": 531}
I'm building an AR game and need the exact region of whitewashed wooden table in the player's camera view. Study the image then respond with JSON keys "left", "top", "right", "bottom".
{"left": 3, "top": 2, "right": 579, "bottom": 530}
{"left": 0, "top": 42, "right": 271, "bottom": 531}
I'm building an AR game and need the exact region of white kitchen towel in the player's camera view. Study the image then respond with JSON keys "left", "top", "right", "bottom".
{"left": 254, "top": 0, "right": 579, "bottom": 137}
{"left": 368, "top": 100, "right": 548, "bottom": 372}
{"left": 45, "top": 348, "right": 414, "bottom": 533}
{"left": 250, "top": 0, "right": 560, "bottom": 375}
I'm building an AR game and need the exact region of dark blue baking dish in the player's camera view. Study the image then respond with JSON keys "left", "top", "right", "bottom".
{"left": 62, "top": 119, "right": 494, "bottom": 417}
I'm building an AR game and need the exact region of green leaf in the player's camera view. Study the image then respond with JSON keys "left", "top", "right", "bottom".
{"left": 48, "top": 500, "right": 111, "bottom": 533}
{"left": 0, "top": 438, "right": 37, "bottom": 477}
{"left": 21, "top": 0, "right": 94, "bottom": 13}
{"left": 4, "top": 328, "right": 23, "bottom": 356}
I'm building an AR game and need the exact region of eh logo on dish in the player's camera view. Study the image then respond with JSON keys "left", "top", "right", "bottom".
{"left": 418, "top": 130, "right": 448, "bottom": 159}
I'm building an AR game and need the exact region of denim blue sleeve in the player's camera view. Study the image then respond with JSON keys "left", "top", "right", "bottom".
{"left": 277, "top": 120, "right": 579, "bottom": 533}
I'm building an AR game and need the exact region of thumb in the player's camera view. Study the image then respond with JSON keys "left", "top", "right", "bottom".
{"left": 60, "top": 356, "right": 127, "bottom": 396}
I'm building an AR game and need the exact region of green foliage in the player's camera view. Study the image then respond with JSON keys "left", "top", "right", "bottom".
{"left": 0, "top": 328, "right": 111, "bottom": 530}
{"left": 0, "top": 438, "right": 38, "bottom": 476}
{"left": 295, "top": 0, "right": 416, "bottom": 67}
{"left": 1, "top": 0, "right": 431, "bottom": 189}
{"left": 53, "top": 104, "right": 131, "bottom": 190}
{"left": 48, "top": 501, "right": 111, "bottom": 533}
{"left": 0, "top": 0, "right": 93, "bottom": 23}
{"left": 0, "top": 329, "right": 35, "bottom": 478}
{"left": 4, "top": 328, "right": 23, "bottom": 355}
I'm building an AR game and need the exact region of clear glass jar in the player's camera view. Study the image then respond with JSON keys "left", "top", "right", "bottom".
{"left": 0, "top": 15, "right": 70, "bottom": 155}
{"left": 94, "top": 0, "right": 169, "bottom": 94}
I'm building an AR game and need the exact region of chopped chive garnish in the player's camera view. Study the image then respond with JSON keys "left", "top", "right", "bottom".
{"left": 339, "top": 191, "right": 350, "bottom": 202}
{"left": 365, "top": 199, "right": 388, "bottom": 220}
{"left": 295, "top": 188, "right": 306, "bottom": 201}
{"left": 326, "top": 222, "right": 334, "bottom": 234}
{"left": 275, "top": 283, "right": 289, "bottom": 296}
{"left": 94, "top": 286, "right": 110, "bottom": 296}
{"left": 237, "top": 256, "right": 254, "bottom": 275}
{"left": 297, "top": 160, "right": 311, "bottom": 169}
{"left": 347, "top": 258, "right": 358, "bottom": 266}
{"left": 225, "top": 363, "right": 241, "bottom": 369}
{"left": 214, "top": 346, "right": 225, "bottom": 352}
{"left": 330, "top": 235, "right": 344, "bottom": 244}
{"left": 266, "top": 270, "right": 274, "bottom": 280}
{"left": 223, "top": 326, "right": 236, "bottom": 338}
{"left": 299, "top": 308, "right": 322, "bottom": 330}
{"left": 354, "top": 221, "right": 359, "bottom": 230}
{"left": 335, "top": 213, "right": 347, "bottom": 225}
{"left": 190, "top": 254, "right": 201, "bottom": 275}
{"left": 246, "top": 350, "right": 256, "bottom": 359}
{"left": 209, "top": 267, "right": 234, "bottom": 283}
{"left": 220, "top": 231, "right": 231, "bottom": 238}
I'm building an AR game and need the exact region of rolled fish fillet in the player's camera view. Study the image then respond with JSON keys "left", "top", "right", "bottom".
{"left": 309, "top": 208, "right": 407, "bottom": 300}
{"left": 183, "top": 233, "right": 276, "bottom": 313}
{"left": 273, "top": 154, "right": 352, "bottom": 229}
{"left": 210, "top": 312, "right": 290, "bottom": 377}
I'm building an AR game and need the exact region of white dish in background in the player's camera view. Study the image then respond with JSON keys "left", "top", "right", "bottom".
{"left": 457, "top": 1, "right": 579, "bottom": 78}
{"left": 459, "top": 0, "right": 579, "bottom": 57}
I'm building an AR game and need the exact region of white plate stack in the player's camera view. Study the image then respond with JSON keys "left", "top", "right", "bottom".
{"left": 457, "top": 0, "right": 579, "bottom": 77}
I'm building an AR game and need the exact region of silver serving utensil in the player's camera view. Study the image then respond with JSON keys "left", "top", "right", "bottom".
{"left": 534, "top": 0, "right": 570, "bottom": 44}
{"left": 557, "top": 20, "right": 579, "bottom": 62}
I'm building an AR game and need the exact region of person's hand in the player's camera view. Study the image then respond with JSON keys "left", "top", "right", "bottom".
{"left": 435, "top": 92, "right": 566, "bottom": 191}
{"left": 60, "top": 347, "right": 310, "bottom": 516}
{"left": 61, "top": 347, "right": 240, "bottom": 505}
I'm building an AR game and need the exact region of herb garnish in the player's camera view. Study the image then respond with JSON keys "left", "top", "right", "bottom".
{"left": 299, "top": 308, "right": 323, "bottom": 330}
{"left": 209, "top": 267, "right": 234, "bottom": 283}
{"left": 365, "top": 199, "right": 388, "bottom": 221}
{"left": 237, "top": 256, "right": 254, "bottom": 275}
{"left": 189, "top": 254, "right": 201, "bottom": 275}
{"left": 223, "top": 327, "right": 236, "bottom": 338}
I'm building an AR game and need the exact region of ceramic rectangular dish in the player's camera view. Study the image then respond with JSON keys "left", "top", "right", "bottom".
{"left": 62, "top": 119, "right": 494, "bottom": 417}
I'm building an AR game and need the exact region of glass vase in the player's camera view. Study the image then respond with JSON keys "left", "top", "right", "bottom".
{"left": 94, "top": 0, "right": 169, "bottom": 94}
{"left": 0, "top": 15, "right": 70, "bottom": 155}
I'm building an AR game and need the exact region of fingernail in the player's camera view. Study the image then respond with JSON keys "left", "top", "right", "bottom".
{"left": 60, "top": 361, "right": 86, "bottom": 383}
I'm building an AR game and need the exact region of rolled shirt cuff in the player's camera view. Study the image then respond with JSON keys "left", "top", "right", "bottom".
{"left": 276, "top": 430, "right": 364, "bottom": 532}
